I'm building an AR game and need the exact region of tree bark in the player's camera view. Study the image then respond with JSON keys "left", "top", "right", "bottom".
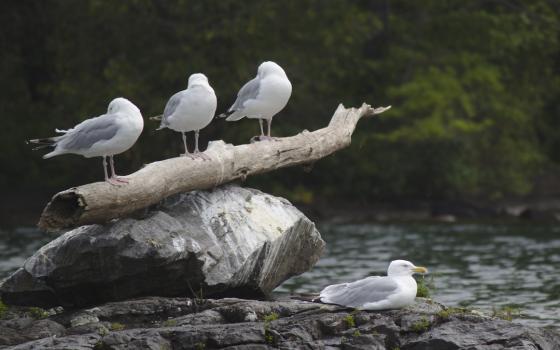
{"left": 38, "top": 103, "right": 391, "bottom": 231}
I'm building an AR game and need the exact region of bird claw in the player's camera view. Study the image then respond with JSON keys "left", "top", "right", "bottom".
{"left": 182, "top": 151, "right": 210, "bottom": 161}
{"left": 193, "top": 151, "right": 211, "bottom": 161}
{"left": 181, "top": 152, "right": 197, "bottom": 159}
{"left": 250, "top": 135, "right": 278, "bottom": 143}
{"left": 107, "top": 176, "right": 129, "bottom": 186}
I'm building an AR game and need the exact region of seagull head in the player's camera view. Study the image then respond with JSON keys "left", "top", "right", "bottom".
{"left": 387, "top": 260, "right": 428, "bottom": 277}
{"left": 188, "top": 73, "right": 210, "bottom": 87}
{"left": 257, "top": 61, "right": 287, "bottom": 78}
{"left": 107, "top": 97, "right": 140, "bottom": 115}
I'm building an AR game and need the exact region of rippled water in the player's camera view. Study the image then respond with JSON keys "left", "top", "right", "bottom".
{"left": 279, "top": 223, "right": 560, "bottom": 329}
{"left": 1, "top": 224, "right": 559, "bottom": 329}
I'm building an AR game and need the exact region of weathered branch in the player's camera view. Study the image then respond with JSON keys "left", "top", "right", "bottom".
{"left": 38, "top": 103, "right": 391, "bottom": 231}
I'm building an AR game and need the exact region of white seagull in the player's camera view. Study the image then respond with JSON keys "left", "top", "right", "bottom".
{"left": 28, "top": 97, "right": 144, "bottom": 185}
{"left": 220, "top": 61, "right": 292, "bottom": 140}
{"left": 316, "top": 260, "right": 428, "bottom": 310}
{"left": 157, "top": 73, "right": 217, "bottom": 159}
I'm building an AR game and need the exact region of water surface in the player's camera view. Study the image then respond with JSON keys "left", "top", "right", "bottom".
{"left": 1, "top": 223, "right": 558, "bottom": 329}
{"left": 279, "top": 223, "right": 560, "bottom": 329}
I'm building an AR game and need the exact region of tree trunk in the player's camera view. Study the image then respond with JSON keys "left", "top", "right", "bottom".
{"left": 38, "top": 103, "right": 390, "bottom": 231}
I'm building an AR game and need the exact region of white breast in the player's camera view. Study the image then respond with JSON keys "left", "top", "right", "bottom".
{"left": 243, "top": 75, "right": 292, "bottom": 120}
{"left": 168, "top": 86, "right": 217, "bottom": 132}
{"left": 387, "top": 276, "right": 418, "bottom": 308}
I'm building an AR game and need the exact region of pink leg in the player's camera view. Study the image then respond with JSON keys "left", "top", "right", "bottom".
{"left": 193, "top": 130, "right": 211, "bottom": 161}
{"left": 180, "top": 132, "right": 191, "bottom": 157}
{"left": 251, "top": 119, "right": 274, "bottom": 143}
{"left": 257, "top": 119, "right": 275, "bottom": 141}
{"left": 108, "top": 155, "right": 129, "bottom": 184}
{"left": 103, "top": 156, "right": 109, "bottom": 181}
{"left": 259, "top": 119, "right": 265, "bottom": 136}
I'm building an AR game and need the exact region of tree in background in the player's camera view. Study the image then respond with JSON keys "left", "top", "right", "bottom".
{"left": 0, "top": 0, "right": 558, "bottom": 203}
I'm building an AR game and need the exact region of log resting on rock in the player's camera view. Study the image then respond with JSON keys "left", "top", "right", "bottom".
{"left": 38, "top": 103, "right": 391, "bottom": 231}
{"left": 1, "top": 186, "right": 325, "bottom": 308}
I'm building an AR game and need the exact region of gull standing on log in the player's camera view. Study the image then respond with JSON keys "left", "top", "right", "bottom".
{"left": 220, "top": 61, "right": 292, "bottom": 140}
{"left": 157, "top": 73, "right": 217, "bottom": 159}
{"left": 316, "top": 260, "right": 428, "bottom": 310}
{"left": 28, "top": 97, "right": 144, "bottom": 185}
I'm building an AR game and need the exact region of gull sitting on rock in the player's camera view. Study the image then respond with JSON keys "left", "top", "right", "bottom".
{"left": 315, "top": 260, "right": 428, "bottom": 310}
{"left": 28, "top": 97, "right": 144, "bottom": 185}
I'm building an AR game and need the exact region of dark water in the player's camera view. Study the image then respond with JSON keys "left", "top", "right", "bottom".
{"left": 0, "top": 227, "right": 53, "bottom": 278}
{"left": 1, "top": 223, "right": 559, "bottom": 329}
{"left": 279, "top": 223, "right": 560, "bottom": 329}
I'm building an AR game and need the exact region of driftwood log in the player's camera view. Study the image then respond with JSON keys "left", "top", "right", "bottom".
{"left": 38, "top": 103, "right": 391, "bottom": 231}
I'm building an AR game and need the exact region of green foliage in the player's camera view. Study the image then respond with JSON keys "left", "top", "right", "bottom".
{"left": 264, "top": 312, "right": 279, "bottom": 323}
{"left": 437, "top": 307, "right": 468, "bottom": 320}
{"left": 97, "top": 326, "right": 109, "bottom": 337}
{"left": 94, "top": 341, "right": 110, "bottom": 350}
{"left": 416, "top": 275, "right": 435, "bottom": 298}
{"left": 163, "top": 319, "right": 177, "bottom": 327}
{"left": 195, "top": 342, "right": 206, "bottom": 350}
{"left": 109, "top": 322, "right": 125, "bottom": 331}
{"left": 344, "top": 314, "right": 356, "bottom": 328}
{"left": 410, "top": 317, "right": 431, "bottom": 333}
{"left": 263, "top": 312, "right": 279, "bottom": 345}
{"left": 352, "top": 329, "right": 361, "bottom": 337}
{"left": 27, "top": 307, "right": 48, "bottom": 319}
{"left": 0, "top": 301, "right": 7, "bottom": 318}
{"left": 492, "top": 306, "right": 521, "bottom": 321}
{"left": 265, "top": 333, "right": 274, "bottom": 344}
{"left": 1, "top": 1, "right": 559, "bottom": 200}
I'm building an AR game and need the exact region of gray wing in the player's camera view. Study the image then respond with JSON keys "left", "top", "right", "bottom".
{"left": 229, "top": 76, "right": 261, "bottom": 112}
{"left": 319, "top": 276, "right": 399, "bottom": 308}
{"left": 60, "top": 114, "right": 120, "bottom": 151}
{"left": 159, "top": 92, "right": 184, "bottom": 128}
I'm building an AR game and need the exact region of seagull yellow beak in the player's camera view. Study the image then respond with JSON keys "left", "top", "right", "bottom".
{"left": 412, "top": 266, "right": 428, "bottom": 274}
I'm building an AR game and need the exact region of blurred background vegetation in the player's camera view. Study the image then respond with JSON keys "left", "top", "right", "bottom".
{"left": 1, "top": 0, "right": 559, "bottom": 211}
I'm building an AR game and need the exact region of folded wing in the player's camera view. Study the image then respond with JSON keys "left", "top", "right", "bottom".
{"left": 53, "top": 114, "right": 121, "bottom": 154}
{"left": 319, "top": 276, "right": 399, "bottom": 308}
{"left": 224, "top": 77, "right": 261, "bottom": 121}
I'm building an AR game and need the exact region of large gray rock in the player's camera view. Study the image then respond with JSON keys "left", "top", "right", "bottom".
{"left": 0, "top": 297, "right": 558, "bottom": 349}
{"left": 0, "top": 185, "right": 325, "bottom": 307}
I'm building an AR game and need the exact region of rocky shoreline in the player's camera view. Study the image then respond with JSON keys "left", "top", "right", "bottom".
{"left": 1, "top": 185, "right": 559, "bottom": 349}
{"left": 0, "top": 296, "right": 558, "bottom": 349}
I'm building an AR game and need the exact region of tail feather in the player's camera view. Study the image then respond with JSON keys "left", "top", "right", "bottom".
{"left": 151, "top": 115, "right": 168, "bottom": 130}
{"left": 27, "top": 135, "right": 63, "bottom": 155}
{"left": 43, "top": 149, "right": 63, "bottom": 159}
{"left": 224, "top": 110, "right": 245, "bottom": 122}
{"left": 219, "top": 110, "right": 234, "bottom": 119}
{"left": 27, "top": 137, "right": 57, "bottom": 150}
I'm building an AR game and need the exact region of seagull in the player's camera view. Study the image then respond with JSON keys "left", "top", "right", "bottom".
{"left": 315, "top": 260, "right": 428, "bottom": 310}
{"left": 157, "top": 73, "right": 217, "bottom": 159}
{"left": 220, "top": 61, "right": 292, "bottom": 141}
{"left": 28, "top": 97, "right": 144, "bottom": 185}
